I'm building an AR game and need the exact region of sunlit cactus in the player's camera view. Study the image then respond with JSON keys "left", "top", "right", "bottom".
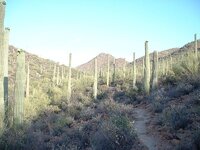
{"left": 56, "top": 66, "right": 60, "bottom": 85}
{"left": 123, "top": 59, "right": 126, "bottom": 78}
{"left": 132, "top": 52, "right": 136, "bottom": 88}
{"left": 0, "top": 0, "right": 6, "bottom": 130}
{"left": 106, "top": 55, "right": 110, "bottom": 86}
{"left": 93, "top": 58, "right": 98, "bottom": 99}
{"left": 152, "top": 51, "right": 158, "bottom": 90}
{"left": 144, "top": 41, "right": 150, "bottom": 95}
{"left": 112, "top": 58, "right": 116, "bottom": 84}
{"left": 61, "top": 66, "right": 64, "bottom": 80}
{"left": 53, "top": 64, "right": 56, "bottom": 83}
{"left": 0, "top": 1, "right": 6, "bottom": 31}
{"left": 67, "top": 53, "right": 72, "bottom": 102}
{"left": 14, "top": 50, "right": 26, "bottom": 125}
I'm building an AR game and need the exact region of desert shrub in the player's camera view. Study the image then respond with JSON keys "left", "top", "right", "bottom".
{"left": 0, "top": 127, "right": 26, "bottom": 150}
{"left": 47, "top": 86, "right": 63, "bottom": 104}
{"left": 168, "top": 83, "right": 194, "bottom": 98}
{"left": 163, "top": 106, "right": 190, "bottom": 130}
{"left": 152, "top": 101, "right": 164, "bottom": 113}
{"left": 113, "top": 91, "right": 125, "bottom": 100}
{"left": 192, "top": 130, "right": 200, "bottom": 150}
{"left": 161, "top": 74, "right": 178, "bottom": 86}
{"left": 97, "top": 91, "right": 108, "bottom": 100}
{"left": 90, "top": 115, "right": 136, "bottom": 150}
{"left": 24, "top": 88, "right": 50, "bottom": 122}
{"left": 67, "top": 105, "right": 82, "bottom": 119}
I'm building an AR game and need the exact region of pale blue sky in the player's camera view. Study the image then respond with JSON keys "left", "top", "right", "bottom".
{"left": 5, "top": 0, "right": 200, "bottom": 67}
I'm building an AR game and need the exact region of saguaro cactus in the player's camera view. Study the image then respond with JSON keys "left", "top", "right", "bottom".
{"left": 123, "top": 59, "right": 126, "bottom": 78}
{"left": 61, "top": 66, "right": 64, "bottom": 80}
{"left": 112, "top": 58, "right": 116, "bottom": 84}
{"left": 0, "top": 1, "right": 6, "bottom": 31}
{"left": 14, "top": 50, "right": 26, "bottom": 125}
{"left": 144, "top": 41, "right": 150, "bottom": 95}
{"left": 56, "top": 66, "right": 60, "bottom": 85}
{"left": 53, "top": 64, "right": 56, "bottom": 83}
{"left": 132, "top": 52, "right": 136, "bottom": 88}
{"left": 142, "top": 57, "right": 144, "bottom": 78}
{"left": 0, "top": 0, "right": 6, "bottom": 130}
{"left": 106, "top": 55, "right": 110, "bottom": 86}
{"left": 4, "top": 28, "right": 10, "bottom": 127}
{"left": 152, "top": 51, "right": 158, "bottom": 90}
{"left": 67, "top": 53, "right": 72, "bottom": 102}
{"left": 93, "top": 58, "right": 98, "bottom": 99}
{"left": 194, "top": 34, "right": 197, "bottom": 58}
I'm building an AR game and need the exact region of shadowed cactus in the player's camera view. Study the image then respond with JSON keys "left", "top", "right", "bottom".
{"left": 4, "top": 28, "right": 10, "bottom": 127}
{"left": 142, "top": 57, "right": 144, "bottom": 78}
{"left": 67, "top": 53, "right": 72, "bottom": 102}
{"left": 152, "top": 51, "right": 158, "bottom": 90}
{"left": 14, "top": 50, "right": 26, "bottom": 125}
{"left": 53, "top": 64, "right": 56, "bottom": 83}
{"left": 93, "top": 58, "right": 98, "bottom": 99}
{"left": 144, "top": 41, "right": 150, "bottom": 95}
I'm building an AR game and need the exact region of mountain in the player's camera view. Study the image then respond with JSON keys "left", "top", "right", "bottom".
{"left": 76, "top": 53, "right": 129, "bottom": 73}
{"left": 77, "top": 40, "right": 200, "bottom": 72}
{"left": 8, "top": 46, "right": 78, "bottom": 87}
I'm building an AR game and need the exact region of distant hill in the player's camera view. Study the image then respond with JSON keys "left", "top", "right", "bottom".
{"left": 8, "top": 46, "right": 78, "bottom": 86}
{"left": 76, "top": 53, "right": 129, "bottom": 72}
{"left": 77, "top": 40, "right": 200, "bottom": 72}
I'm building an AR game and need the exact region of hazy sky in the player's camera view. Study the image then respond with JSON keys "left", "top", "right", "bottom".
{"left": 4, "top": 0, "right": 200, "bottom": 67}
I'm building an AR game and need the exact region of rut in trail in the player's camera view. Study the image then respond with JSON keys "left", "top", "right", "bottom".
{"left": 134, "top": 108, "right": 158, "bottom": 150}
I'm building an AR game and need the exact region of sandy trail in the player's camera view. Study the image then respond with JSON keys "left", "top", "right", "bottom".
{"left": 134, "top": 108, "right": 158, "bottom": 150}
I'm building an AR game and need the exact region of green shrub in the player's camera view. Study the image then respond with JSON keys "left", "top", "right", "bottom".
{"left": 163, "top": 106, "right": 190, "bottom": 130}
{"left": 47, "top": 86, "right": 63, "bottom": 104}
{"left": 91, "top": 115, "right": 136, "bottom": 150}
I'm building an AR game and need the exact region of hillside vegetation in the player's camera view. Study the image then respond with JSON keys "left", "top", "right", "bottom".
{"left": 0, "top": 40, "right": 199, "bottom": 150}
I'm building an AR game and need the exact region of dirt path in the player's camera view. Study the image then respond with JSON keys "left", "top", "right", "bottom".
{"left": 134, "top": 108, "right": 158, "bottom": 150}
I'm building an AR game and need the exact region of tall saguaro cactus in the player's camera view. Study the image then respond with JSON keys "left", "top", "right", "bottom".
{"left": 112, "top": 58, "right": 116, "bottom": 85}
{"left": 106, "top": 55, "right": 110, "bottom": 86}
{"left": 56, "top": 66, "right": 60, "bottom": 85}
{"left": 144, "top": 41, "right": 150, "bottom": 95}
{"left": 0, "top": 0, "right": 6, "bottom": 130}
{"left": 152, "top": 51, "right": 158, "bottom": 90}
{"left": 4, "top": 28, "right": 10, "bottom": 127}
{"left": 123, "top": 59, "right": 126, "bottom": 78}
{"left": 0, "top": 1, "right": 6, "bottom": 31}
{"left": 67, "top": 53, "right": 72, "bottom": 102}
{"left": 132, "top": 52, "right": 136, "bottom": 88}
{"left": 93, "top": 58, "right": 98, "bottom": 99}
{"left": 53, "top": 64, "right": 56, "bottom": 83}
{"left": 14, "top": 50, "right": 26, "bottom": 125}
{"left": 194, "top": 34, "right": 197, "bottom": 58}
